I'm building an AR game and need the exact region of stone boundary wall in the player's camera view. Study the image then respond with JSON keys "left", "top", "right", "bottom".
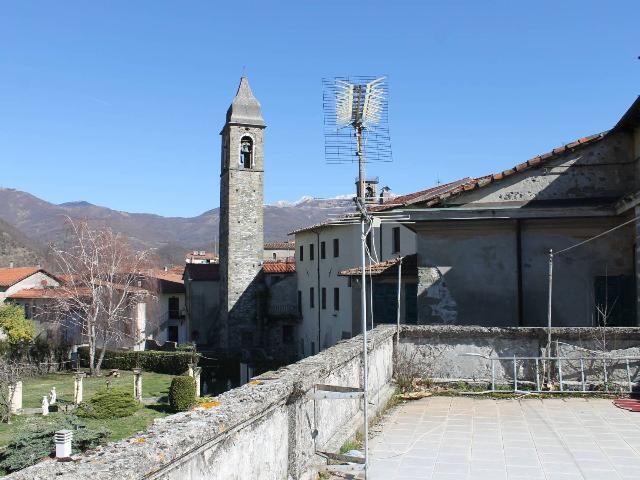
{"left": 9, "top": 326, "right": 396, "bottom": 480}
{"left": 400, "top": 325, "right": 640, "bottom": 385}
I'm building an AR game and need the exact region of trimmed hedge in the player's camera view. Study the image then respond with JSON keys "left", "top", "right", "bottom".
{"left": 169, "top": 376, "right": 196, "bottom": 412}
{"left": 78, "top": 348, "right": 199, "bottom": 375}
{"left": 77, "top": 388, "right": 139, "bottom": 419}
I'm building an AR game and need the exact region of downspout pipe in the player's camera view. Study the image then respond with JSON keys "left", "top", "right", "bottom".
{"left": 316, "top": 230, "right": 321, "bottom": 352}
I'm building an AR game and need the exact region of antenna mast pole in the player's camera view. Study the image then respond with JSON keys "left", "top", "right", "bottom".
{"left": 355, "top": 119, "right": 369, "bottom": 478}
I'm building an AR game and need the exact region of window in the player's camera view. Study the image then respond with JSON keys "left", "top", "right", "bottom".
{"left": 320, "top": 241, "right": 326, "bottom": 259}
{"left": 333, "top": 238, "right": 340, "bottom": 257}
{"left": 334, "top": 288, "right": 340, "bottom": 311}
{"left": 310, "top": 243, "right": 315, "bottom": 261}
{"left": 168, "top": 296, "right": 180, "bottom": 319}
{"left": 299, "top": 245, "right": 304, "bottom": 261}
{"left": 297, "top": 290, "right": 302, "bottom": 315}
{"left": 310, "top": 287, "right": 315, "bottom": 308}
{"left": 273, "top": 252, "right": 277, "bottom": 260}
{"left": 392, "top": 227, "right": 401, "bottom": 254}
{"left": 24, "top": 303, "right": 31, "bottom": 319}
{"left": 321, "top": 288, "right": 326, "bottom": 309}
{"left": 240, "top": 136, "right": 253, "bottom": 168}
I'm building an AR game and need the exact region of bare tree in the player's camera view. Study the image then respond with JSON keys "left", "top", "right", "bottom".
{"left": 46, "top": 218, "right": 155, "bottom": 376}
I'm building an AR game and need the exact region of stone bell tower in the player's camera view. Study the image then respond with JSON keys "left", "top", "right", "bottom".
{"left": 218, "top": 77, "right": 265, "bottom": 354}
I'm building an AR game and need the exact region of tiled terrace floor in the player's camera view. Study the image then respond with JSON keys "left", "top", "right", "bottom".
{"left": 367, "top": 397, "right": 640, "bottom": 480}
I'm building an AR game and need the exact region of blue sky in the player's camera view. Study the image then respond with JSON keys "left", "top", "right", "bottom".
{"left": 1, "top": 1, "right": 638, "bottom": 217}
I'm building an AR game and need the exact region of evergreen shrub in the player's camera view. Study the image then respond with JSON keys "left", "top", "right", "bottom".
{"left": 0, "top": 416, "right": 109, "bottom": 473}
{"left": 77, "top": 388, "right": 139, "bottom": 419}
{"left": 168, "top": 376, "right": 196, "bottom": 412}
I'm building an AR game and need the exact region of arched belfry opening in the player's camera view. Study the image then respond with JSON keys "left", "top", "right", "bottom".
{"left": 240, "top": 136, "right": 253, "bottom": 169}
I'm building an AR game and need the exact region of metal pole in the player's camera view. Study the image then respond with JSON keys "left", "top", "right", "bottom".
{"left": 360, "top": 217, "right": 369, "bottom": 477}
{"left": 547, "top": 249, "right": 554, "bottom": 385}
{"left": 491, "top": 358, "right": 496, "bottom": 391}
{"left": 396, "top": 258, "right": 403, "bottom": 351}
{"left": 356, "top": 120, "right": 368, "bottom": 478}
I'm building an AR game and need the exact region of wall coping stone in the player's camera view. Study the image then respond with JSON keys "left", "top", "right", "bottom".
{"left": 401, "top": 325, "right": 640, "bottom": 340}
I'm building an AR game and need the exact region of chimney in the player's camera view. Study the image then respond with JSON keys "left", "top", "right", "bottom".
{"left": 9, "top": 261, "right": 14, "bottom": 268}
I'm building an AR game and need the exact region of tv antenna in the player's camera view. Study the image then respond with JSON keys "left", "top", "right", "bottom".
{"left": 319, "top": 76, "right": 393, "bottom": 479}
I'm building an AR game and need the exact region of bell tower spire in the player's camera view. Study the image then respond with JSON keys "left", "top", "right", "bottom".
{"left": 218, "top": 77, "right": 266, "bottom": 354}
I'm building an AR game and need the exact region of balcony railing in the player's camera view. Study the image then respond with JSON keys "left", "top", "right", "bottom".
{"left": 267, "top": 304, "right": 301, "bottom": 319}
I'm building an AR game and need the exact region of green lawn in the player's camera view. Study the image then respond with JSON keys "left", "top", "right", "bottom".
{"left": 0, "top": 406, "right": 170, "bottom": 449}
{"left": 21, "top": 370, "right": 173, "bottom": 408}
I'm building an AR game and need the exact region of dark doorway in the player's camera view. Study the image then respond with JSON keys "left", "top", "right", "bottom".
{"left": 168, "top": 325, "right": 179, "bottom": 342}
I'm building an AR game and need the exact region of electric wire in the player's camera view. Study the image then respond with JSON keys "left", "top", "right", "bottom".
{"left": 554, "top": 215, "right": 639, "bottom": 256}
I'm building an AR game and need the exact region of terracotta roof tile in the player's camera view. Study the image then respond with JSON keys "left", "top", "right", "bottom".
{"left": 0, "top": 267, "right": 45, "bottom": 288}
{"left": 7, "top": 288, "right": 83, "bottom": 299}
{"left": 338, "top": 254, "right": 417, "bottom": 277}
{"left": 376, "top": 132, "right": 608, "bottom": 211}
{"left": 264, "top": 241, "right": 296, "bottom": 250}
{"left": 262, "top": 261, "right": 296, "bottom": 273}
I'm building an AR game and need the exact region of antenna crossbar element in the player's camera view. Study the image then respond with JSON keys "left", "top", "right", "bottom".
{"left": 323, "top": 76, "right": 392, "bottom": 165}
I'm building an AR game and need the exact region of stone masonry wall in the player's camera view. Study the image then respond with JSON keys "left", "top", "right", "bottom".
{"left": 400, "top": 325, "right": 640, "bottom": 385}
{"left": 9, "top": 326, "right": 396, "bottom": 480}
{"left": 219, "top": 124, "right": 265, "bottom": 353}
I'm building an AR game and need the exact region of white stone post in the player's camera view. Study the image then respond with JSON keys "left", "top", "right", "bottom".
{"left": 54, "top": 430, "right": 73, "bottom": 459}
{"left": 134, "top": 302, "right": 147, "bottom": 351}
{"left": 8, "top": 381, "right": 22, "bottom": 414}
{"left": 41, "top": 396, "right": 49, "bottom": 416}
{"left": 73, "top": 372, "right": 85, "bottom": 405}
{"left": 133, "top": 368, "right": 142, "bottom": 402}
{"left": 49, "top": 386, "right": 57, "bottom": 405}
{"left": 188, "top": 364, "right": 201, "bottom": 397}
{"left": 193, "top": 367, "right": 201, "bottom": 398}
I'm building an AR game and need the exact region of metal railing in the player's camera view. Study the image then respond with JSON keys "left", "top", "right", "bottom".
{"left": 462, "top": 353, "right": 640, "bottom": 394}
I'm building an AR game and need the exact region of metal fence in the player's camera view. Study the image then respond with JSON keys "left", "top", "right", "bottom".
{"left": 462, "top": 353, "right": 640, "bottom": 394}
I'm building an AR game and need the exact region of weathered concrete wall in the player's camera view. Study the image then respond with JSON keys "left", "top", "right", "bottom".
{"left": 399, "top": 325, "right": 640, "bottom": 384}
{"left": 415, "top": 217, "right": 634, "bottom": 327}
{"left": 416, "top": 220, "right": 518, "bottom": 326}
{"left": 9, "top": 326, "right": 396, "bottom": 480}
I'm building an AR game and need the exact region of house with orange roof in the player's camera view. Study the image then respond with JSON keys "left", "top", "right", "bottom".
{"left": 0, "top": 266, "right": 61, "bottom": 306}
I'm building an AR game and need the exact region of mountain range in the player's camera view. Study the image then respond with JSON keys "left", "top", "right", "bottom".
{"left": 0, "top": 188, "right": 353, "bottom": 266}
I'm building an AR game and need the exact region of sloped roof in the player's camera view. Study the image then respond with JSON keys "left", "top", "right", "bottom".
{"left": 338, "top": 254, "right": 417, "bottom": 277}
{"left": 373, "top": 132, "right": 608, "bottom": 211}
{"left": 0, "top": 267, "right": 53, "bottom": 288}
{"left": 613, "top": 96, "right": 640, "bottom": 132}
{"left": 263, "top": 261, "right": 296, "bottom": 273}
{"left": 184, "top": 263, "right": 220, "bottom": 281}
{"left": 225, "top": 77, "right": 265, "bottom": 127}
{"left": 7, "top": 288, "right": 77, "bottom": 299}
{"left": 370, "top": 178, "right": 475, "bottom": 212}
{"left": 147, "top": 269, "right": 185, "bottom": 294}
{"left": 264, "top": 241, "right": 295, "bottom": 250}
